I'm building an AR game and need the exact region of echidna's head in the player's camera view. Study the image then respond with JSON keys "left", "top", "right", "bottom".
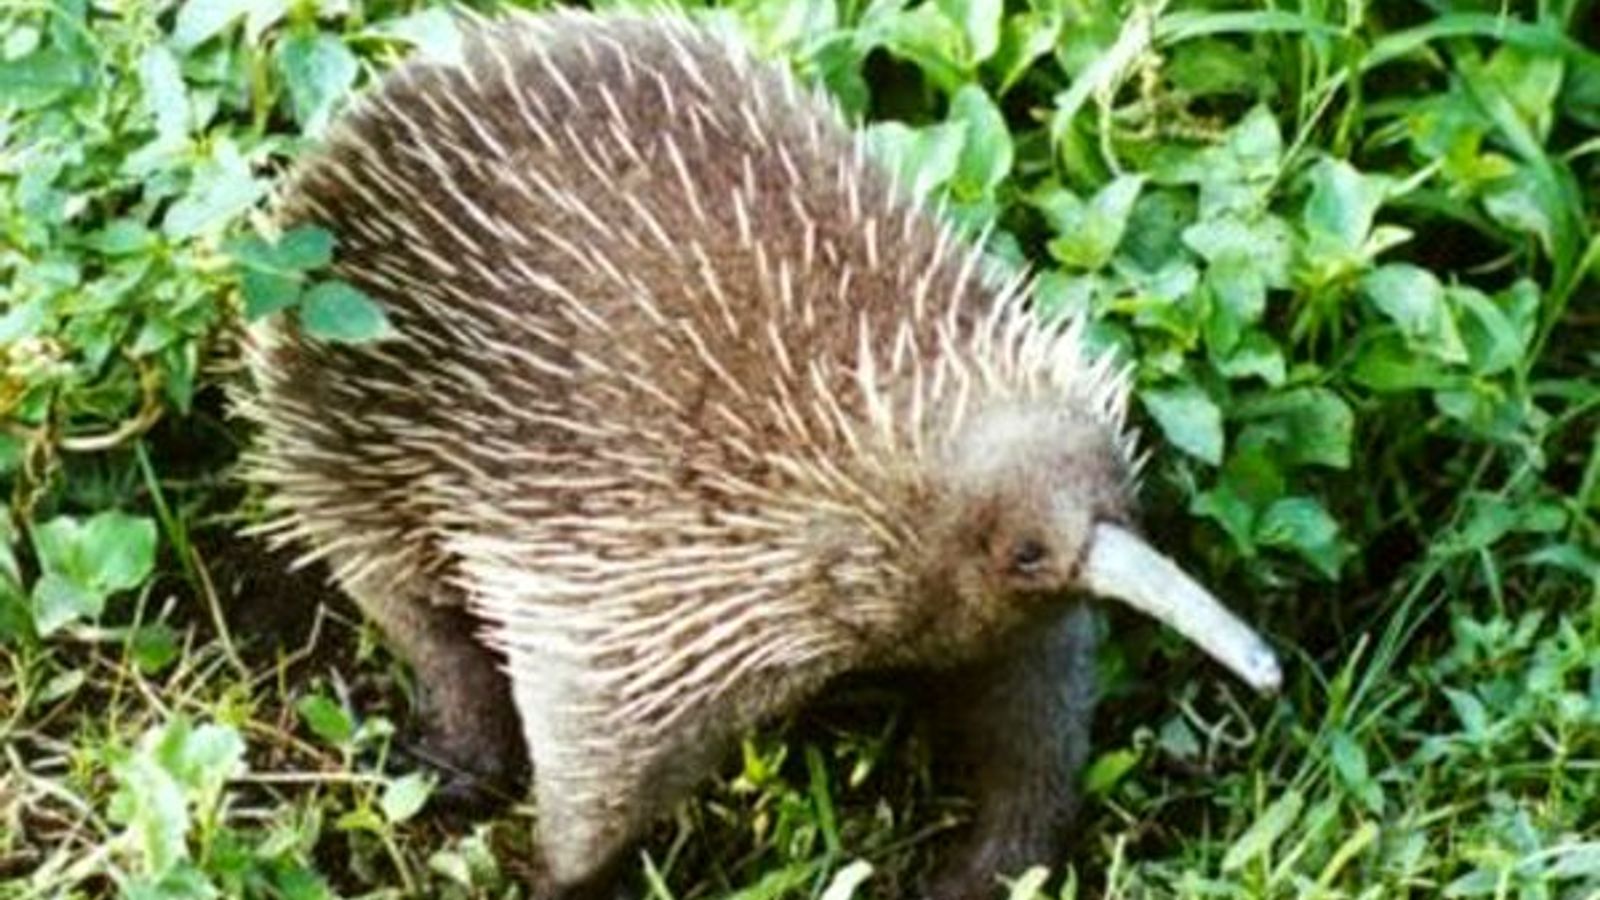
{"left": 917, "top": 400, "right": 1281, "bottom": 693}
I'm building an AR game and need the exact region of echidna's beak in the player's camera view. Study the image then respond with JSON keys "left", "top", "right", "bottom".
{"left": 1083, "top": 523, "right": 1282, "bottom": 693}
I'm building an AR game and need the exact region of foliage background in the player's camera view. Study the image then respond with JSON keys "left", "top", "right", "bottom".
{"left": 1, "top": 0, "right": 1596, "bottom": 897}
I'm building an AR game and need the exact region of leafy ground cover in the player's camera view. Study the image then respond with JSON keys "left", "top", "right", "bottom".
{"left": 2, "top": 0, "right": 1597, "bottom": 897}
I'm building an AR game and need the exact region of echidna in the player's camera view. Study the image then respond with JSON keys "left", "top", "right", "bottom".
{"left": 238, "top": 9, "right": 1281, "bottom": 898}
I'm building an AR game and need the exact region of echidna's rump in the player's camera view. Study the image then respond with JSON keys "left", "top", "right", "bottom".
{"left": 239, "top": 9, "right": 1278, "bottom": 896}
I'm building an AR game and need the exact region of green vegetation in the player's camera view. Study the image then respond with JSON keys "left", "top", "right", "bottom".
{"left": 2, "top": 0, "right": 1596, "bottom": 897}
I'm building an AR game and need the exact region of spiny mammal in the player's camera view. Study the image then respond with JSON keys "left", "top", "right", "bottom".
{"left": 237, "top": 8, "right": 1282, "bottom": 898}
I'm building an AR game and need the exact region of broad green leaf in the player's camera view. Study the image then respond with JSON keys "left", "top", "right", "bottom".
{"left": 1350, "top": 334, "right": 1457, "bottom": 393}
{"left": 299, "top": 280, "right": 393, "bottom": 343}
{"left": 109, "top": 752, "right": 190, "bottom": 874}
{"left": 1042, "top": 176, "right": 1144, "bottom": 271}
{"left": 1140, "top": 383, "right": 1223, "bottom": 465}
{"left": 277, "top": 32, "right": 360, "bottom": 135}
{"left": 1328, "top": 730, "right": 1384, "bottom": 813}
{"left": 1214, "top": 332, "right": 1285, "bottom": 386}
{"left": 1182, "top": 213, "right": 1293, "bottom": 287}
{"left": 1443, "top": 687, "right": 1489, "bottom": 739}
{"left": 936, "top": 0, "right": 1002, "bottom": 64}
{"left": 1360, "top": 264, "right": 1467, "bottom": 363}
{"left": 1482, "top": 44, "right": 1564, "bottom": 141}
{"left": 165, "top": 722, "right": 246, "bottom": 799}
{"left": 132, "top": 624, "right": 180, "bottom": 674}
{"left": 0, "top": 48, "right": 88, "bottom": 109}
{"left": 31, "top": 572, "right": 102, "bottom": 636}
{"left": 162, "top": 141, "right": 266, "bottom": 238}
{"left": 30, "top": 516, "right": 85, "bottom": 582}
{"left": 366, "top": 8, "right": 467, "bottom": 66}
{"left": 1204, "top": 253, "right": 1266, "bottom": 347}
{"left": 274, "top": 227, "right": 335, "bottom": 270}
{"left": 868, "top": 5, "right": 968, "bottom": 91}
{"left": 1237, "top": 387, "right": 1354, "bottom": 469}
{"left": 1083, "top": 747, "right": 1140, "bottom": 797}
{"left": 1121, "top": 189, "right": 1196, "bottom": 274}
{"left": 174, "top": 0, "right": 288, "bottom": 48}
{"left": 1302, "top": 159, "right": 1390, "bottom": 254}
{"left": 89, "top": 219, "right": 156, "bottom": 256}
{"left": 1483, "top": 165, "right": 1559, "bottom": 257}
{"left": 1221, "top": 789, "right": 1304, "bottom": 872}
{"left": 138, "top": 45, "right": 189, "bottom": 147}
{"left": 242, "top": 269, "right": 303, "bottom": 320}
{"left": 1452, "top": 287, "right": 1523, "bottom": 376}
{"left": 1257, "top": 497, "right": 1347, "bottom": 578}
{"left": 992, "top": 11, "right": 1060, "bottom": 94}
{"left": 864, "top": 121, "right": 965, "bottom": 202}
{"left": 948, "top": 85, "right": 1012, "bottom": 197}
{"left": 382, "top": 773, "right": 433, "bottom": 824}
{"left": 1223, "top": 105, "right": 1283, "bottom": 182}
{"left": 1167, "top": 38, "right": 1264, "bottom": 98}
{"left": 297, "top": 694, "right": 355, "bottom": 746}
{"left": 81, "top": 511, "right": 158, "bottom": 593}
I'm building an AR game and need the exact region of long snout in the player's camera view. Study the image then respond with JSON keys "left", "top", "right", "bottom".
{"left": 1082, "top": 523, "right": 1282, "bottom": 692}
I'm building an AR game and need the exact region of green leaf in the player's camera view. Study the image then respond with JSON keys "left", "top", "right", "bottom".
{"left": 30, "top": 516, "right": 86, "bottom": 582}
{"left": 166, "top": 722, "right": 246, "bottom": 799}
{"left": 1221, "top": 789, "right": 1303, "bottom": 872}
{"left": 1482, "top": 165, "right": 1559, "bottom": 257}
{"left": 1328, "top": 730, "right": 1383, "bottom": 813}
{"left": 1360, "top": 264, "right": 1467, "bottom": 363}
{"left": 381, "top": 772, "right": 433, "bottom": 824}
{"left": 163, "top": 140, "right": 266, "bottom": 238}
{"left": 274, "top": 227, "right": 335, "bottom": 270}
{"left": 299, "top": 281, "right": 392, "bottom": 343}
{"left": 1451, "top": 287, "right": 1524, "bottom": 376}
{"left": 174, "top": 0, "right": 288, "bottom": 48}
{"left": 1302, "top": 159, "right": 1390, "bottom": 254}
{"left": 1140, "top": 383, "right": 1224, "bottom": 465}
{"left": 867, "top": 5, "right": 968, "bottom": 91}
{"left": 138, "top": 45, "right": 189, "bottom": 147}
{"left": 864, "top": 121, "right": 966, "bottom": 202}
{"left": 1182, "top": 214, "right": 1293, "bottom": 287}
{"left": 1257, "top": 497, "right": 1347, "bottom": 578}
{"left": 0, "top": 48, "right": 88, "bottom": 109}
{"left": 1213, "top": 332, "right": 1285, "bottom": 386}
{"left": 1443, "top": 687, "right": 1489, "bottom": 739}
{"left": 992, "top": 11, "right": 1060, "bottom": 94}
{"left": 81, "top": 511, "right": 158, "bottom": 593}
{"left": 365, "top": 8, "right": 467, "bottom": 66}
{"left": 276, "top": 31, "right": 360, "bottom": 135}
{"left": 948, "top": 85, "right": 1012, "bottom": 197}
{"left": 296, "top": 694, "right": 355, "bottom": 746}
{"left": 936, "top": 0, "right": 1002, "bottom": 64}
{"left": 1350, "top": 334, "right": 1456, "bottom": 393}
{"left": 1083, "top": 747, "right": 1140, "bottom": 798}
{"left": 1237, "top": 387, "right": 1354, "bottom": 469}
{"left": 31, "top": 572, "right": 102, "bottom": 636}
{"left": 109, "top": 751, "right": 190, "bottom": 874}
{"left": 1041, "top": 176, "right": 1144, "bottom": 271}
{"left": 242, "top": 269, "right": 303, "bottom": 320}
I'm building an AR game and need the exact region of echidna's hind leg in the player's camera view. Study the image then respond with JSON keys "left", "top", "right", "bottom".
{"left": 923, "top": 603, "right": 1098, "bottom": 900}
{"left": 331, "top": 550, "right": 529, "bottom": 812}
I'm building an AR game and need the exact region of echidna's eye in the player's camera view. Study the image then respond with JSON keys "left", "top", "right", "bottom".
{"left": 1011, "top": 539, "right": 1048, "bottom": 574}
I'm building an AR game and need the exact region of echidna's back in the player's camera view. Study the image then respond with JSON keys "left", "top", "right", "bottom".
{"left": 241, "top": 10, "right": 965, "bottom": 590}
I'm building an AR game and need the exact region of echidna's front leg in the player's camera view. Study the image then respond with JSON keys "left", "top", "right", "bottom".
{"left": 333, "top": 556, "right": 528, "bottom": 810}
{"left": 924, "top": 603, "right": 1098, "bottom": 900}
